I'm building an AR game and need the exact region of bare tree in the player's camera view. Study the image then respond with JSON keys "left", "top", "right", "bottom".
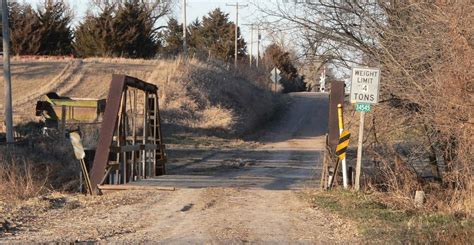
{"left": 258, "top": 0, "right": 473, "bottom": 213}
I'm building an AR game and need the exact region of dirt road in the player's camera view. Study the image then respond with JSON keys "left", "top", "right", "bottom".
{"left": 2, "top": 92, "right": 358, "bottom": 243}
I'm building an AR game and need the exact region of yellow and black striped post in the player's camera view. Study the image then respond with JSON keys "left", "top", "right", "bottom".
{"left": 337, "top": 104, "right": 349, "bottom": 189}
{"left": 336, "top": 130, "right": 350, "bottom": 160}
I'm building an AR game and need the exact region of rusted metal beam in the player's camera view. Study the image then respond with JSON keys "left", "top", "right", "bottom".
{"left": 328, "top": 81, "right": 345, "bottom": 152}
{"left": 124, "top": 76, "right": 157, "bottom": 93}
{"left": 89, "top": 74, "right": 167, "bottom": 193}
{"left": 90, "top": 74, "right": 126, "bottom": 192}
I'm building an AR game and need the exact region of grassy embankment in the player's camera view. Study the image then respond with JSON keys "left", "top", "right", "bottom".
{"left": 0, "top": 57, "right": 283, "bottom": 202}
{"left": 306, "top": 190, "right": 473, "bottom": 243}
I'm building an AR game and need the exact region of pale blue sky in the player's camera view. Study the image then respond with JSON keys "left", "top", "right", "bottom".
{"left": 26, "top": 0, "right": 262, "bottom": 25}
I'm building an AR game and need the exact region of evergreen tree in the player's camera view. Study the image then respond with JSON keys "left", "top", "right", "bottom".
{"left": 74, "top": 6, "right": 115, "bottom": 57}
{"left": 193, "top": 8, "right": 246, "bottom": 62}
{"left": 1, "top": 2, "right": 42, "bottom": 55}
{"left": 74, "top": 0, "right": 163, "bottom": 58}
{"left": 113, "top": 1, "right": 158, "bottom": 58}
{"left": 160, "top": 18, "right": 184, "bottom": 57}
{"left": 36, "top": 0, "right": 74, "bottom": 55}
{"left": 187, "top": 18, "right": 203, "bottom": 56}
{"left": 1, "top": 1, "right": 72, "bottom": 55}
{"left": 263, "top": 43, "right": 305, "bottom": 93}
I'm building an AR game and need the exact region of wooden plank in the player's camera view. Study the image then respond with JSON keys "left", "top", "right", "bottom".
{"left": 156, "top": 159, "right": 167, "bottom": 165}
{"left": 125, "top": 136, "right": 163, "bottom": 141}
{"left": 110, "top": 144, "right": 161, "bottom": 153}
{"left": 98, "top": 184, "right": 176, "bottom": 191}
{"left": 320, "top": 148, "right": 328, "bottom": 190}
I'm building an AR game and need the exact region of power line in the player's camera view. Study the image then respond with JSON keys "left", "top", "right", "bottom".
{"left": 226, "top": 2, "right": 247, "bottom": 68}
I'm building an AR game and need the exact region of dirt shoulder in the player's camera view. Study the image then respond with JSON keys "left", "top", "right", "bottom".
{"left": 1, "top": 92, "right": 360, "bottom": 243}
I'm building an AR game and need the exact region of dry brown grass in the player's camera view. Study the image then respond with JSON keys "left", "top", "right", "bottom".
{"left": 0, "top": 150, "right": 48, "bottom": 202}
{"left": 0, "top": 137, "right": 81, "bottom": 203}
{"left": 264, "top": 0, "right": 473, "bottom": 216}
{"left": 326, "top": 2, "right": 474, "bottom": 216}
{"left": 0, "top": 56, "right": 280, "bottom": 203}
{"left": 148, "top": 57, "right": 280, "bottom": 135}
{"left": 0, "top": 56, "right": 279, "bottom": 136}
{"left": 345, "top": 102, "right": 473, "bottom": 216}
{"left": 0, "top": 61, "right": 68, "bottom": 117}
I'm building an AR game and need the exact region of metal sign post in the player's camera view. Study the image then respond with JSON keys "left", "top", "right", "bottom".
{"left": 355, "top": 111, "right": 365, "bottom": 190}
{"left": 350, "top": 67, "right": 381, "bottom": 191}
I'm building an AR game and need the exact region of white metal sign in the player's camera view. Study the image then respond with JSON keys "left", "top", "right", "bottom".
{"left": 69, "top": 132, "right": 86, "bottom": 160}
{"left": 270, "top": 67, "right": 281, "bottom": 83}
{"left": 319, "top": 68, "right": 326, "bottom": 92}
{"left": 350, "top": 67, "right": 381, "bottom": 104}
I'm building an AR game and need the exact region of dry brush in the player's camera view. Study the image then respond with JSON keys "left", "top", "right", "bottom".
{"left": 261, "top": 0, "right": 473, "bottom": 214}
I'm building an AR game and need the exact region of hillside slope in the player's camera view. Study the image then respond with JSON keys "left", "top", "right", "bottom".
{"left": 0, "top": 57, "right": 280, "bottom": 136}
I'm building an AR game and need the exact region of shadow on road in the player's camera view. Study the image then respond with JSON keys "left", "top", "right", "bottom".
{"left": 139, "top": 148, "right": 322, "bottom": 190}
{"left": 253, "top": 92, "right": 328, "bottom": 144}
{"left": 137, "top": 92, "right": 328, "bottom": 191}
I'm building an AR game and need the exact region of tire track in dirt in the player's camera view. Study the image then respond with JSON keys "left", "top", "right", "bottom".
{"left": 12, "top": 60, "right": 84, "bottom": 113}
{"left": 54, "top": 62, "right": 86, "bottom": 96}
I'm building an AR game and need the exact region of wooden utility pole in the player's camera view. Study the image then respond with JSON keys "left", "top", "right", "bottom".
{"left": 249, "top": 24, "right": 253, "bottom": 66}
{"left": 2, "top": 0, "right": 14, "bottom": 144}
{"left": 226, "top": 2, "right": 247, "bottom": 68}
{"left": 243, "top": 23, "right": 257, "bottom": 67}
{"left": 182, "top": 0, "right": 187, "bottom": 60}
{"left": 256, "top": 27, "right": 261, "bottom": 68}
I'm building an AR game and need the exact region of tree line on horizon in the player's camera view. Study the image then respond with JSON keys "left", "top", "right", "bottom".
{"left": 1, "top": 0, "right": 306, "bottom": 92}
{"left": 1, "top": 0, "right": 248, "bottom": 60}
